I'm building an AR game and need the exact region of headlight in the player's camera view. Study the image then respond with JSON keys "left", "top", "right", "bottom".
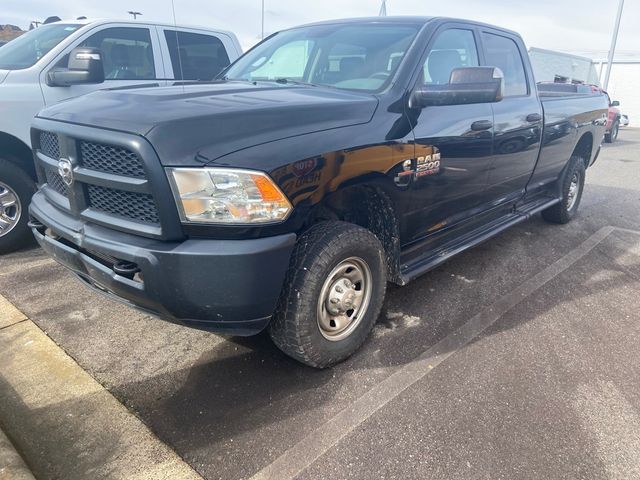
{"left": 167, "top": 167, "right": 292, "bottom": 224}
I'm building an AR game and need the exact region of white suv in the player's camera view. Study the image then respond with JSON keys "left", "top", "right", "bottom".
{"left": 0, "top": 19, "right": 242, "bottom": 253}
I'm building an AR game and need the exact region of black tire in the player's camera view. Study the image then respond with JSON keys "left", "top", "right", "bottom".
{"left": 0, "top": 157, "right": 37, "bottom": 254}
{"left": 269, "top": 221, "right": 387, "bottom": 368}
{"left": 605, "top": 121, "right": 619, "bottom": 143}
{"left": 542, "top": 155, "right": 586, "bottom": 225}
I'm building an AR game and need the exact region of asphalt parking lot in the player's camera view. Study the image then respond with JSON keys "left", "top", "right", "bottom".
{"left": 1, "top": 128, "right": 640, "bottom": 480}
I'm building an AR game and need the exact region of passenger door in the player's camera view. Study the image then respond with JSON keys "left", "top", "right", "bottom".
{"left": 159, "top": 28, "right": 236, "bottom": 80}
{"left": 480, "top": 30, "right": 542, "bottom": 204}
{"left": 406, "top": 26, "right": 494, "bottom": 245}
{"left": 41, "top": 25, "right": 165, "bottom": 106}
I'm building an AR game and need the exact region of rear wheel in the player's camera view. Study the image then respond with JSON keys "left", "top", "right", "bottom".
{"left": 269, "top": 221, "right": 387, "bottom": 368}
{"left": 0, "top": 158, "right": 36, "bottom": 254}
{"left": 542, "top": 155, "right": 586, "bottom": 224}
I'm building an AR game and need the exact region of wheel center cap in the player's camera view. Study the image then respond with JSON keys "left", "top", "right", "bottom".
{"left": 326, "top": 277, "right": 357, "bottom": 314}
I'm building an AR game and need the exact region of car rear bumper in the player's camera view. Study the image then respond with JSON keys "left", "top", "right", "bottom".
{"left": 29, "top": 191, "right": 296, "bottom": 335}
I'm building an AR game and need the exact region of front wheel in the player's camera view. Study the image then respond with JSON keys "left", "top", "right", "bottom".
{"left": 0, "top": 158, "right": 36, "bottom": 254}
{"left": 269, "top": 222, "right": 387, "bottom": 368}
{"left": 542, "top": 155, "right": 586, "bottom": 224}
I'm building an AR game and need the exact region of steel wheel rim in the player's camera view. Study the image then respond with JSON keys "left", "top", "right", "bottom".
{"left": 567, "top": 171, "right": 580, "bottom": 211}
{"left": 317, "top": 256, "right": 372, "bottom": 342}
{"left": 0, "top": 181, "right": 21, "bottom": 238}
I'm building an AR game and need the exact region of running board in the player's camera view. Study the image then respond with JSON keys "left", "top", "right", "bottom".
{"left": 398, "top": 197, "right": 560, "bottom": 284}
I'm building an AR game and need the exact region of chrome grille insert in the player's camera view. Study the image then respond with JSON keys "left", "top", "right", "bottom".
{"left": 40, "top": 132, "right": 60, "bottom": 159}
{"left": 44, "top": 166, "right": 68, "bottom": 196}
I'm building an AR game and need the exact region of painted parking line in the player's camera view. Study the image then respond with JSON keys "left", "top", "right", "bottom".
{"left": 0, "top": 294, "right": 27, "bottom": 330}
{"left": 251, "top": 226, "right": 617, "bottom": 480}
{"left": 0, "top": 308, "right": 203, "bottom": 480}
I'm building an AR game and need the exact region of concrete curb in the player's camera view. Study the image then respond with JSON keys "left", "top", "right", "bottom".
{"left": 0, "top": 427, "right": 36, "bottom": 480}
{"left": 0, "top": 295, "right": 203, "bottom": 480}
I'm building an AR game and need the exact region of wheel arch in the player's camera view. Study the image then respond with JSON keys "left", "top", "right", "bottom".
{"left": 308, "top": 177, "right": 403, "bottom": 284}
{"left": 0, "top": 132, "right": 36, "bottom": 179}
{"left": 572, "top": 132, "right": 593, "bottom": 167}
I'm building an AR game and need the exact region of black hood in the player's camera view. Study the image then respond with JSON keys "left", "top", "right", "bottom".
{"left": 37, "top": 81, "right": 379, "bottom": 165}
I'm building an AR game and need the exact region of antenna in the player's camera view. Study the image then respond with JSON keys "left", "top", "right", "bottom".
{"left": 128, "top": 11, "right": 142, "bottom": 19}
{"left": 170, "top": 0, "right": 185, "bottom": 89}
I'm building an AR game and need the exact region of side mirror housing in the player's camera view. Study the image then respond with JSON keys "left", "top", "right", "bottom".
{"left": 47, "top": 47, "right": 105, "bottom": 87}
{"left": 412, "top": 66, "right": 504, "bottom": 108}
{"left": 611, "top": 100, "right": 620, "bottom": 107}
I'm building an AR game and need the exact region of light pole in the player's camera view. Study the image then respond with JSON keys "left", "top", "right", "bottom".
{"left": 128, "top": 11, "right": 142, "bottom": 20}
{"left": 261, "top": 0, "right": 265, "bottom": 40}
{"left": 603, "top": 0, "right": 624, "bottom": 90}
{"left": 379, "top": 0, "right": 387, "bottom": 16}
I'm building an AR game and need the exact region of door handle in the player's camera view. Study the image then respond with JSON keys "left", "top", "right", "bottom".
{"left": 471, "top": 120, "right": 493, "bottom": 131}
{"left": 526, "top": 113, "right": 542, "bottom": 123}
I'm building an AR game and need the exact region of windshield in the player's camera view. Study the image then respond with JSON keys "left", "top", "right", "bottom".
{"left": 223, "top": 23, "right": 420, "bottom": 92}
{"left": 0, "top": 24, "right": 81, "bottom": 70}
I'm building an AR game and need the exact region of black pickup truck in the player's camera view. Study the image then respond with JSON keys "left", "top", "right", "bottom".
{"left": 29, "top": 17, "right": 608, "bottom": 367}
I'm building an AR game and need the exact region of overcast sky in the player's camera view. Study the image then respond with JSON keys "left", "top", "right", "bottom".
{"left": 3, "top": 0, "right": 640, "bottom": 58}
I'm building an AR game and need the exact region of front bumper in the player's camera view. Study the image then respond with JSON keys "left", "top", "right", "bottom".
{"left": 29, "top": 191, "right": 296, "bottom": 335}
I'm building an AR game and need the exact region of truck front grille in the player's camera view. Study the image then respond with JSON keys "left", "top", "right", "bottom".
{"left": 35, "top": 129, "right": 167, "bottom": 236}
{"left": 40, "top": 131, "right": 60, "bottom": 159}
{"left": 80, "top": 141, "right": 146, "bottom": 178}
{"left": 87, "top": 185, "right": 159, "bottom": 224}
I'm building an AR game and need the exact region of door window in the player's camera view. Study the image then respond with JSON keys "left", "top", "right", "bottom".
{"left": 423, "top": 29, "right": 479, "bottom": 85}
{"left": 164, "top": 30, "right": 230, "bottom": 80}
{"left": 481, "top": 33, "right": 527, "bottom": 96}
{"left": 81, "top": 27, "right": 155, "bottom": 80}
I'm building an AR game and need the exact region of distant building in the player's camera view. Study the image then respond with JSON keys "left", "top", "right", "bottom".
{"left": 0, "top": 24, "right": 25, "bottom": 43}
{"left": 596, "top": 53, "right": 640, "bottom": 128}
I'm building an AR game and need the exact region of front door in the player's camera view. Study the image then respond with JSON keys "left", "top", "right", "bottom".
{"left": 405, "top": 26, "right": 494, "bottom": 248}
{"left": 41, "top": 25, "right": 164, "bottom": 106}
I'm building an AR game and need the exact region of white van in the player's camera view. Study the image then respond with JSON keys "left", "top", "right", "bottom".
{"left": 0, "top": 19, "right": 242, "bottom": 253}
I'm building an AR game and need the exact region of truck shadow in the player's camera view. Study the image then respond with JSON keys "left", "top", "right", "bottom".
{"left": 109, "top": 185, "right": 640, "bottom": 480}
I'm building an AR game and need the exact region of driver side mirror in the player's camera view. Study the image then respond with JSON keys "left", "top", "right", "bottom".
{"left": 47, "top": 47, "right": 105, "bottom": 87}
{"left": 611, "top": 100, "right": 620, "bottom": 107}
{"left": 412, "top": 66, "right": 504, "bottom": 108}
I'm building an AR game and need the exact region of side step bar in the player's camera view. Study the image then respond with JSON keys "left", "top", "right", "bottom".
{"left": 399, "top": 197, "right": 560, "bottom": 284}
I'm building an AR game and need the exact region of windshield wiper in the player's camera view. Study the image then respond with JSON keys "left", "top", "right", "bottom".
{"left": 222, "top": 76, "right": 257, "bottom": 85}
{"left": 273, "top": 77, "right": 318, "bottom": 87}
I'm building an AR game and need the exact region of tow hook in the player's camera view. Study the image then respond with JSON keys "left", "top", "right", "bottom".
{"left": 113, "top": 260, "right": 140, "bottom": 279}
{"left": 27, "top": 218, "right": 45, "bottom": 231}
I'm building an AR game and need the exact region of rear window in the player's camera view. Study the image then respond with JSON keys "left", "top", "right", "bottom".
{"left": 164, "top": 31, "right": 230, "bottom": 80}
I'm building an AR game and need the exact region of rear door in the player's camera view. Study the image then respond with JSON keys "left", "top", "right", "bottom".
{"left": 480, "top": 29, "right": 542, "bottom": 205}
{"left": 406, "top": 25, "right": 494, "bottom": 245}
{"left": 158, "top": 27, "right": 238, "bottom": 81}
{"left": 41, "top": 24, "right": 165, "bottom": 106}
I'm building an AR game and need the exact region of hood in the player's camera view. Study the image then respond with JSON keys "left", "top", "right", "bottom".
{"left": 37, "top": 81, "right": 379, "bottom": 164}
{"left": 0, "top": 70, "right": 9, "bottom": 84}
